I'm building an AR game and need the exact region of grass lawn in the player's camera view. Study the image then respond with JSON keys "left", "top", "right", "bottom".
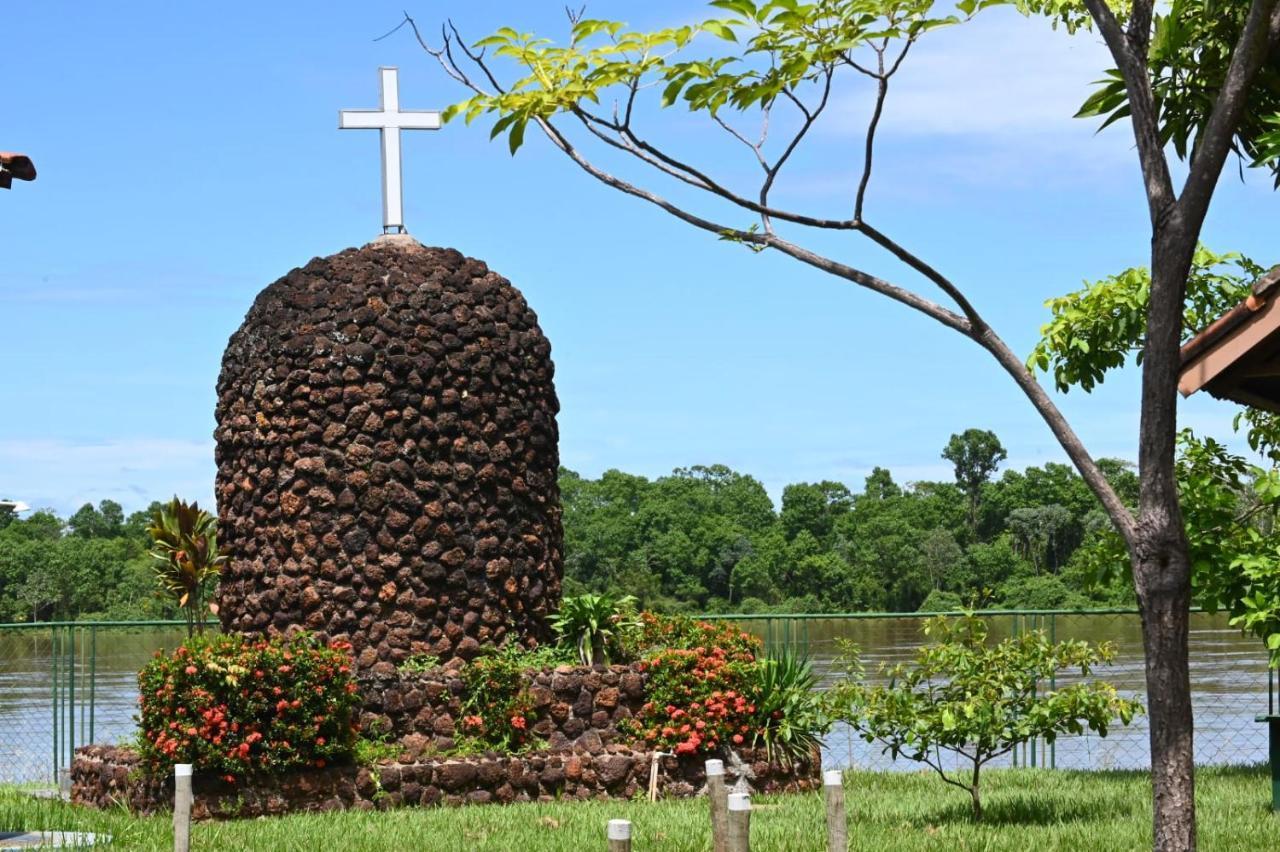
{"left": 2, "top": 766, "right": 1274, "bottom": 850}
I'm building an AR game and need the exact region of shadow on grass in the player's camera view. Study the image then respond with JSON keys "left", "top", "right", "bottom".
{"left": 917, "top": 792, "right": 1137, "bottom": 828}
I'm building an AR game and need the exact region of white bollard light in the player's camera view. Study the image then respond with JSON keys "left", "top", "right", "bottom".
{"left": 173, "top": 764, "right": 193, "bottom": 852}
{"left": 607, "top": 818, "right": 632, "bottom": 851}
{"left": 823, "top": 769, "right": 847, "bottom": 852}
{"left": 727, "top": 792, "right": 752, "bottom": 852}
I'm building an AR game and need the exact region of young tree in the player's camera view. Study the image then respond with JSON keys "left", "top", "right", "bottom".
{"left": 943, "top": 429, "right": 1008, "bottom": 533}
{"left": 413, "top": 2, "right": 1280, "bottom": 847}
{"left": 834, "top": 613, "right": 1140, "bottom": 821}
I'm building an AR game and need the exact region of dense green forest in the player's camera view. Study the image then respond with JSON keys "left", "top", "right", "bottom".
{"left": 561, "top": 430, "right": 1137, "bottom": 614}
{"left": 0, "top": 429, "right": 1139, "bottom": 623}
{"left": 0, "top": 500, "right": 173, "bottom": 622}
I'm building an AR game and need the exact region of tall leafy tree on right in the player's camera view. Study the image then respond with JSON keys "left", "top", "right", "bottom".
{"left": 421, "top": 1, "right": 1280, "bottom": 848}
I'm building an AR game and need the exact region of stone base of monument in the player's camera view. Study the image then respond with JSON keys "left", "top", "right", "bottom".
{"left": 71, "top": 661, "right": 818, "bottom": 818}
{"left": 71, "top": 745, "right": 817, "bottom": 819}
{"left": 356, "top": 663, "right": 650, "bottom": 752}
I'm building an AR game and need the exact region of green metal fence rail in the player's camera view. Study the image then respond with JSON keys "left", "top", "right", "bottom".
{"left": 699, "top": 608, "right": 1267, "bottom": 773}
{"left": 0, "top": 611, "right": 1270, "bottom": 784}
{"left": 1, "top": 621, "right": 188, "bottom": 786}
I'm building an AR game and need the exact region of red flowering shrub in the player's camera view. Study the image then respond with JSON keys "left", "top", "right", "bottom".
{"left": 626, "top": 640, "right": 761, "bottom": 756}
{"left": 137, "top": 632, "right": 360, "bottom": 777}
{"left": 457, "top": 644, "right": 566, "bottom": 751}
{"left": 622, "top": 612, "right": 762, "bottom": 756}
{"left": 626, "top": 612, "right": 762, "bottom": 662}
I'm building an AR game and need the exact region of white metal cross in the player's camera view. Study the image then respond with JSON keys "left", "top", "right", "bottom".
{"left": 339, "top": 67, "right": 441, "bottom": 235}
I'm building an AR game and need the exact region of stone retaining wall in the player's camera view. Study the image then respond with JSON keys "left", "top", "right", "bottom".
{"left": 358, "top": 662, "right": 648, "bottom": 753}
{"left": 71, "top": 744, "right": 818, "bottom": 820}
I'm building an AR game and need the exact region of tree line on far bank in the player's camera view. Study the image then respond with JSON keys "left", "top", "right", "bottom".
{"left": 562, "top": 429, "right": 1140, "bottom": 615}
{"left": 0, "top": 428, "right": 1147, "bottom": 623}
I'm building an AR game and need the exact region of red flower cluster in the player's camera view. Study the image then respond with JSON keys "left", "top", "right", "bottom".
{"left": 633, "top": 612, "right": 762, "bottom": 661}
{"left": 628, "top": 646, "right": 759, "bottom": 756}
{"left": 137, "top": 632, "right": 361, "bottom": 778}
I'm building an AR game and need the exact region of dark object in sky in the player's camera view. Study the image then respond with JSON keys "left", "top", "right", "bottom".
{"left": 0, "top": 152, "right": 36, "bottom": 189}
{"left": 1180, "top": 266, "right": 1280, "bottom": 413}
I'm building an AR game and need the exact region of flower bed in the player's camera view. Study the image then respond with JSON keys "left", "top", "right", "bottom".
{"left": 137, "top": 632, "right": 360, "bottom": 778}
{"left": 71, "top": 744, "right": 817, "bottom": 819}
{"left": 72, "top": 612, "right": 824, "bottom": 817}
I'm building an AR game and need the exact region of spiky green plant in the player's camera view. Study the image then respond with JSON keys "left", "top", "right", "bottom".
{"left": 749, "top": 649, "right": 828, "bottom": 766}
{"left": 550, "top": 593, "right": 638, "bottom": 665}
{"left": 146, "top": 497, "right": 226, "bottom": 637}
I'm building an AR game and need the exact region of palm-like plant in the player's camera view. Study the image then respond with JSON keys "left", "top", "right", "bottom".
{"left": 750, "top": 649, "right": 828, "bottom": 766}
{"left": 147, "top": 497, "right": 226, "bottom": 637}
{"left": 550, "top": 593, "right": 638, "bottom": 665}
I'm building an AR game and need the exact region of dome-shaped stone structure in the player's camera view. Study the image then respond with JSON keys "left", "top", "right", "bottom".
{"left": 214, "top": 238, "right": 562, "bottom": 667}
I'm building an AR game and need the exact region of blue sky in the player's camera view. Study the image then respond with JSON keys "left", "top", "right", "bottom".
{"left": 2, "top": 1, "right": 1277, "bottom": 517}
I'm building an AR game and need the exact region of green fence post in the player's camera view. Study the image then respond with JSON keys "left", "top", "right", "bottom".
{"left": 67, "top": 623, "right": 75, "bottom": 775}
{"left": 1024, "top": 614, "right": 1034, "bottom": 767}
{"left": 51, "top": 627, "right": 59, "bottom": 784}
{"left": 1049, "top": 613, "right": 1057, "bottom": 769}
{"left": 89, "top": 625, "right": 97, "bottom": 745}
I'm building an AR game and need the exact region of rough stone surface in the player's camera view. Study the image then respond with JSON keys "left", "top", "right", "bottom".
{"left": 358, "top": 663, "right": 645, "bottom": 750}
{"left": 214, "top": 240, "right": 562, "bottom": 664}
{"left": 71, "top": 744, "right": 817, "bottom": 819}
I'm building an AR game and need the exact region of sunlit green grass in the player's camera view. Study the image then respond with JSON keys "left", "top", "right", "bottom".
{"left": 2, "top": 766, "right": 1275, "bottom": 850}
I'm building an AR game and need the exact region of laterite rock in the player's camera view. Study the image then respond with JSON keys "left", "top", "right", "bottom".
{"left": 215, "top": 238, "right": 562, "bottom": 665}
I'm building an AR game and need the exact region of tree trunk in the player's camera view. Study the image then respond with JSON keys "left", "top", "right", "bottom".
{"left": 970, "top": 760, "right": 982, "bottom": 822}
{"left": 1133, "top": 525, "right": 1196, "bottom": 851}
{"left": 1136, "top": 232, "right": 1200, "bottom": 852}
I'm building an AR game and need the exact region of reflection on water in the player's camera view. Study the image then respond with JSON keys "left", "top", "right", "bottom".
{"left": 0, "top": 614, "right": 1268, "bottom": 783}
{"left": 0, "top": 626, "right": 189, "bottom": 784}
{"left": 730, "top": 611, "right": 1270, "bottom": 772}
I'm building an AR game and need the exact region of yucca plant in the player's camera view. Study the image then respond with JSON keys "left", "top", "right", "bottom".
{"left": 147, "top": 497, "right": 226, "bottom": 637}
{"left": 749, "top": 649, "right": 829, "bottom": 766}
{"left": 550, "top": 593, "right": 638, "bottom": 665}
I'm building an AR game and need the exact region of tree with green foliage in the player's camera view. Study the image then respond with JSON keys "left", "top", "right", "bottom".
{"left": 943, "top": 430, "right": 1008, "bottom": 533}
{"left": 833, "top": 613, "right": 1141, "bottom": 821}
{"left": 413, "top": 1, "right": 1280, "bottom": 842}
{"left": 67, "top": 500, "right": 125, "bottom": 540}
{"left": 779, "top": 481, "right": 853, "bottom": 546}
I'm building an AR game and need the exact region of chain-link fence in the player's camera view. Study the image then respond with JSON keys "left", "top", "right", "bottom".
{"left": 0, "top": 621, "right": 189, "bottom": 785}
{"left": 706, "top": 608, "right": 1272, "bottom": 772}
{"left": 0, "top": 611, "right": 1271, "bottom": 785}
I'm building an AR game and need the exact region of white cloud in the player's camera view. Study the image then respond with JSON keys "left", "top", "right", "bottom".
{"left": 817, "top": 9, "right": 1134, "bottom": 188}
{"left": 876, "top": 12, "right": 1112, "bottom": 137}
{"left": 0, "top": 438, "right": 215, "bottom": 516}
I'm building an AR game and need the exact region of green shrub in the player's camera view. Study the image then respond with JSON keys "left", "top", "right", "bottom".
{"left": 457, "top": 644, "right": 572, "bottom": 751}
{"left": 747, "top": 649, "right": 828, "bottom": 765}
{"left": 137, "top": 632, "right": 360, "bottom": 779}
{"left": 624, "top": 612, "right": 762, "bottom": 661}
{"left": 830, "top": 614, "right": 1140, "bottom": 821}
{"left": 398, "top": 653, "right": 441, "bottom": 673}
{"left": 551, "top": 593, "right": 639, "bottom": 665}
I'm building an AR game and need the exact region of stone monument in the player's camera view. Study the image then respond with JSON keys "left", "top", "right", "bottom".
{"left": 214, "top": 68, "right": 562, "bottom": 666}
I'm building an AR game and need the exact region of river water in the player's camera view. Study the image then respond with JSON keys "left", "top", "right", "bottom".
{"left": 0, "top": 613, "right": 1269, "bottom": 784}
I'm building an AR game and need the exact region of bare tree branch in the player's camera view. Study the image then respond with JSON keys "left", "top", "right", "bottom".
{"left": 573, "top": 106, "right": 859, "bottom": 231}
{"left": 416, "top": 14, "right": 1139, "bottom": 546}
{"left": 760, "top": 68, "right": 834, "bottom": 219}
{"left": 1082, "top": 0, "right": 1176, "bottom": 227}
{"left": 854, "top": 50, "right": 890, "bottom": 222}
{"left": 1126, "top": 0, "right": 1155, "bottom": 58}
